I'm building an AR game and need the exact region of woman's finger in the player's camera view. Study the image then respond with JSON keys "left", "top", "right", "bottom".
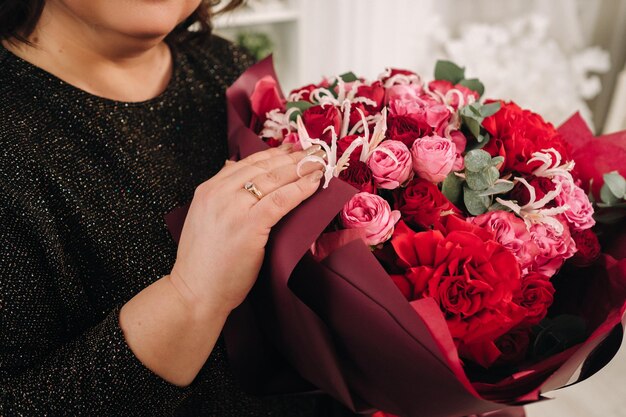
{"left": 251, "top": 170, "right": 324, "bottom": 229}
{"left": 225, "top": 145, "right": 323, "bottom": 187}
{"left": 213, "top": 144, "right": 294, "bottom": 179}
{"left": 238, "top": 155, "right": 326, "bottom": 205}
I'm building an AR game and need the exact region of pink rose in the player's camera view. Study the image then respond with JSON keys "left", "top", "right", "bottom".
{"left": 529, "top": 220, "right": 577, "bottom": 277}
{"left": 385, "top": 84, "right": 422, "bottom": 104}
{"left": 411, "top": 135, "right": 457, "bottom": 183}
{"left": 282, "top": 132, "right": 303, "bottom": 151}
{"left": 554, "top": 177, "right": 596, "bottom": 231}
{"left": 469, "top": 211, "right": 539, "bottom": 273}
{"left": 449, "top": 130, "right": 467, "bottom": 171}
{"left": 389, "top": 95, "right": 451, "bottom": 136}
{"left": 341, "top": 192, "right": 401, "bottom": 246}
{"left": 367, "top": 140, "right": 413, "bottom": 189}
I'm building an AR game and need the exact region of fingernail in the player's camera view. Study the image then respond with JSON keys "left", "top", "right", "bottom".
{"left": 306, "top": 144, "right": 322, "bottom": 155}
{"left": 310, "top": 170, "right": 324, "bottom": 182}
{"left": 279, "top": 142, "right": 293, "bottom": 150}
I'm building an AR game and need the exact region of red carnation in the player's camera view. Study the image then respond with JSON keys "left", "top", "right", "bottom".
{"left": 482, "top": 101, "right": 570, "bottom": 175}
{"left": 391, "top": 217, "right": 526, "bottom": 367}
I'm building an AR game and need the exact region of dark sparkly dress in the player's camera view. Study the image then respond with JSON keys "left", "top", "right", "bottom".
{"left": 0, "top": 34, "right": 331, "bottom": 417}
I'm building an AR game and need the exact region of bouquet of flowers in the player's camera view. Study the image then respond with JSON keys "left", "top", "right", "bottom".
{"left": 166, "top": 57, "right": 626, "bottom": 417}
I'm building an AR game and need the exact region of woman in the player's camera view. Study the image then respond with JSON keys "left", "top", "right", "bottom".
{"left": 0, "top": 1, "right": 336, "bottom": 415}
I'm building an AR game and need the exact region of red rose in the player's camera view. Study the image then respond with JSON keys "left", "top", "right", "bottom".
{"left": 428, "top": 80, "right": 479, "bottom": 108}
{"left": 570, "top": 228, "right": 601, "bottom": 267}
{"left": 338, "top": 160, "right": 375, "bottom": 194}
{"left": 289, "top": 83, "right": 317, "bottom": 102}
{"left": 250, "top": 76, "right": 285, "bottom": 121}
{"left": 386, "top": 114, "right": 427, "bottom": 148}
{"left": 395, "top": 178, "right": 461, "bottom": 230}
{"left": 494, "top": 327, "right": 531, "bottom": 365}
{"left": 380, "top": 68, "right": 417, "bottom": 84}
{"left": 302, "top": 104, "right": 342, "bottom": 144}
{"left": 355, "top": 81, "right": 386, "bottom": 114}
{"left": 337, "top": 134, "right": 364, "bottom": 163}
{"left": 514, "top": 272, "right": 555, "bottom": 327}
{"left": 482, "top": 101, "right": 570, "bottom": 175}
{"left": 391, "top": 217, "right": 525, "bottom": 367}
{"left": 510, "top": 175, "right": 556, "bottom": 206}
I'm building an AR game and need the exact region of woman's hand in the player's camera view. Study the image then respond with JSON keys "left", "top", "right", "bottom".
{"left": 169, "top": 144, "right": 325, "bottom": 319}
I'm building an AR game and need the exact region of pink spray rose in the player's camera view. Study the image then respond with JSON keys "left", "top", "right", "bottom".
{"left": 411, "top": 135, "right": 457, "bottom": 183}
{"left": 469, "top": 211, "right": 540, "bottom": 274}
{"left": 367, "top": 140, "right": 413, "bottom": 189}
{"left": 529, "top": 220, "right": 577, "bottom": 277}
{"left": 389, "top": 95, "right": 451, "bottom": 136}
{"left": 341, "top": 192, "right": 401, "bottom": 246}
{"left": 554, "top": 177, "right": 596, "bottom": 231}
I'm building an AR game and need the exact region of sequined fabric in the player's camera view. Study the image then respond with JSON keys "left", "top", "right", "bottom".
{"left": 0, "top": 34, "right": 327, "bottom": 416}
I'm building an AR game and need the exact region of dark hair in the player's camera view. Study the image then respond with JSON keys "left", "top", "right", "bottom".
{"left": 0, "top": 0, "right": 246, "bottom": 44}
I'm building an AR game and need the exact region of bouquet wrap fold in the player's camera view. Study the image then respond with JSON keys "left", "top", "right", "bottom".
{"left": 165, "top": 57, "right": 626, "bottom": 417}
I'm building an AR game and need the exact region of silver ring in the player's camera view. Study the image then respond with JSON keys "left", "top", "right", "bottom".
{"left": 243, "top": 181, "right": 264, "bottom": 200}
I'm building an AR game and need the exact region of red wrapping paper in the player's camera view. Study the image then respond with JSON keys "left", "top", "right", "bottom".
{"left": 165, "top": 56, "right": 626, "bottom": 417}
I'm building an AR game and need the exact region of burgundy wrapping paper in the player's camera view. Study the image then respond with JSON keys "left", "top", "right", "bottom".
{"left": 164, "top": 56, "right": 626, "bottom": 417}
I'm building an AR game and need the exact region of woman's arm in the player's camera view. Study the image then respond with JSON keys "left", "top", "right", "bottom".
{"left": 1, "top": 145, "right": 323, "bottom": 415}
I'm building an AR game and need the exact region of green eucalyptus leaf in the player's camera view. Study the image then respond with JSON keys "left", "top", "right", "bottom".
{"left": 442, "top": 173, "right": 464, "bottom": 205}
{"left": 491, "top": 156, "right": 505, "bottom": 167}
{"left": 600, "top": 184, "right": 620, "bottom": 206}
{"left": 479, "top": 102, "right": 501, "bottom": 118}
{"left": 485, "top": 166, "right": 500, "bottom": 185}
{"left": 464, "top": 149, "right": 492, "bottom": 172}
{"left": 464, "top": 186, "right": 491, "bottom": 215}
{"left": 603, "top": 171, "right": 626, "bottom": 199}
{"left": 488, "top": 201, "right": 513, "bottom": 212}
{"left": 458, "top": 78, "right": 485, "bottom": 97}
{"left": 434, "top": 60, "right": 465, "bottom": 84}
{"left": 479, "top": 181, "right": 515, "bottom": 197}
{"left": 465, "top": 171, "right": 491, "bottom": 191}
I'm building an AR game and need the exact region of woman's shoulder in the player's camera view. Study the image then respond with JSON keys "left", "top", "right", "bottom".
{"left": 172, "top": 31, "right": 256, "bottom": 85}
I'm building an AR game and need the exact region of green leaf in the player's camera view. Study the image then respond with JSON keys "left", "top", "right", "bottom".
{"left": 464, "top": 186, "right": 491, "bottom": 215}
{"left": 458, "top": 78, "right": 485, "bottom": 97}
{"left": 464, "top": 149, "right": 492, "bottom": 172}
{"left": 600, "top": 184, "right": 620, "bottom": 206}
{"left": 479, "top": 181, "right": 515, "bottom": 197}
{"left": 479, "top": 102, "right": 501, "bottom": 118}
{"left": 594, "top": 209, "right": 626, "bottom": 224}
{"left": 434, "top": 60, "right": 465, "bottom": 84}
{"left": 465, "top": 171, "right": 492, "bottom": 191}
{"left": 338, "top": 71, "right": 359, "bottom": 83}
{"left": 462, "top": 115, "right": 482, "bottom": 139}
{"left": 603, "top": 171, "right": 626, "bottom": 199}
{"left": 485, "top": 166, "right": 500, "bottom": 185}
{"left": 491, "top": 156, "right": 505, "bottom": 167}
{"left": 286, "top": 101, "right": 314, "bottom": 122}
{"left": 442, "top": 173, "right": 463, "bottom": 205}
{"left": 532, "top": 315, "right": 588, "bottom": 360}
{"left": 488, "top": 201, "right": 513, "bottom": 212}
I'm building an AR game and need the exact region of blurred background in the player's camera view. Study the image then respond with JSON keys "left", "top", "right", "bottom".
{"left": 215, "top": 1, "right": 626, "bottom": 416}
{"left": 214, "top": 0, "right": 626, "bottom": 136}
